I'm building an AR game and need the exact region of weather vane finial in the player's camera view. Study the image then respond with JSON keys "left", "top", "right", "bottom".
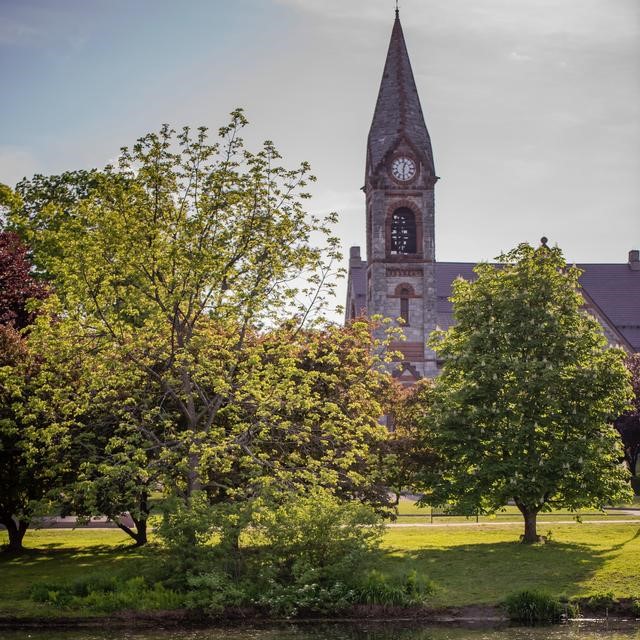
{"left": 395, "top": 0, "right": 399, "bottom": 18}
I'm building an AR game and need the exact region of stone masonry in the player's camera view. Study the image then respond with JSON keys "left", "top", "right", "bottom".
{"left": 345, "top": 10, "right": 640, "bottom": 382}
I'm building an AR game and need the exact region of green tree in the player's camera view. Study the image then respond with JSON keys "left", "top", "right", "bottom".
{"left": 383, "top": 379, "right": 438, "bottom": 504}
{"left": 188, "top": 318, "right": 395, "bottom": 550}
{"left": 418, "top": 242, "right": 633, "bottom": 543}
{"left": 615, "top": 354, "right": 640, "bottom": 480}
{"left": 9, "top": 114, "right": 398, "bottom": 554}
{"left": 11, "top": 111, "right": 343, "bottom": 500}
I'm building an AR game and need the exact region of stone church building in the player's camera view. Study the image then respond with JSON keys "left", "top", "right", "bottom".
{"left": 345, "top": 10, "right": 640, "bottom": 384}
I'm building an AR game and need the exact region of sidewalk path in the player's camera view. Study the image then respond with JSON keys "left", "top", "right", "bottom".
{"left": 6, "top": 512, "right": 640, "bottom": 531}
{"left": 388, "top": 519, "right": 640, "bottom": 527}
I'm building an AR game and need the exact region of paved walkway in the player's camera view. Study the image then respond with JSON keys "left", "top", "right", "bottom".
{"left": 26, "top": 515, "right": 135, "bottom": 530}
{"left": 388, "top": 519, "right": 640, "bottom": 528}
{"left": 10, "top": 510, "right": 640, "bottom": 530}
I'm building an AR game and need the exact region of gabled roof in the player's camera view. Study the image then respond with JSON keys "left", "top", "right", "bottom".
{"left": 347, "top": 258, "right": 640, "bottom": 352}
{"left": 435, "top": 262, "right": 640, "bottom": 351}
{"left": 577, "top": 263, "right": 640, "bottom": 350}
{"left": 367, "top": 11, "right": 435, "bottom": 176}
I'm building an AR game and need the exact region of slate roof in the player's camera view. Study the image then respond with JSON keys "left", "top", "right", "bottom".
{"left": 348, "top": 259, "right": 640, "bottom": 352}
{"left": 577, "top": 263, "right": 640, "bottom": 351}
{"left": 367, "top": 12, "right": 435, "bottom": 176}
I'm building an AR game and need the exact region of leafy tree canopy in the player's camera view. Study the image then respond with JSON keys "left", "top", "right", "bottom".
{"left": 417, "top": 242, "right": 633, "bottom": 543}
{"left": 0, "top": 229, "right": 60, "bottom": 552}
{"left": 6, "top": 113, "right": 396, "bottom": 552}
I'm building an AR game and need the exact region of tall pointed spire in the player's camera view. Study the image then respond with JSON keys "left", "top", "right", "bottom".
{"left": 367, "top": 10, "right": 435, "bottom": 176}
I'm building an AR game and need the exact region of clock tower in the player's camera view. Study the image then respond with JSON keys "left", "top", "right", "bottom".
{"left": 345, "top": 10, "right": 640, "bottom": 381}
{"left": 348, "top": 9, "right": 438, "bottom": 381}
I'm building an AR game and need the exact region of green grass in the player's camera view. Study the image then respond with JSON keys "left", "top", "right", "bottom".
{"left": 0, "top": 529, "right": 149, "bottom": 617}
{"left": 382, "top": 524, "right": 640, "bottom": 606}
{"left": 3, "top": 522, "right": 640, "bottom": 617}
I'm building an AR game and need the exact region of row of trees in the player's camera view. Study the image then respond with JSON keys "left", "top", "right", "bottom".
{"left": 1, "top": 112, "right": 638, "bottom": 551}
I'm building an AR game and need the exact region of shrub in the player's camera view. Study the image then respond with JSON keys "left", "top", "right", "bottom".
{"left": 155, "top": 492, "right": 218, "bottom": 551}
{"left": 30, "top": 574, "right": 183, "bottom": 612}
{"left": 582, "top": 591, "right": 618, "bottom": 610}
{"left": 356, "top": 569, "right": 434, "bottom": 607}
{"left": 241, "top": 488, "right": 390, "bottom": 615}
{"left": 251, "top": 488, "right": 385, "bottom": 585}
{"left": 503, "top": 590, "right": 564, "bottom": 625}
{"left": 183, "top": 571, "right": 248, "bottom": 612}
{"left": 253, "top": 581, "right": 356, "bottom": 617}
{"left": 30, "top": 575, "right": 118, "bottom": 606}
{"left": 80, "top": 578, "right": 183, "bottom": 613}
{"left": 237, "top": 490, "right": 434, "bottom": 616}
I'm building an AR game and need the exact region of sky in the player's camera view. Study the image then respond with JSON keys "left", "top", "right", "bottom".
{"left": 1, "top": 0, "right": 639, "bottom": 315}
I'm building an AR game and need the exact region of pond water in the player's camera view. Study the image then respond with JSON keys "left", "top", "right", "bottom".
{"left": 1, "top": 623, "right": 640, "bottom": 640}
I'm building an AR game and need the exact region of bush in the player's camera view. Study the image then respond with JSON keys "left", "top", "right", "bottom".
{"left": 240, "top": 489, "right": 434, "bottom": 616}
{"left": 356, "top": 569, "right": 434, "bottom": 607}
{"left": 251, "top": 488, "right": 385, "bottom": 585}
{"left": 183, "top": 571, "right": 248, "bottom": 612}
{"left": 155, "top": 492, "right": 218, "bottom": 551}
{"left": 30, "top": 574, "right": 183, "bottom": 612}
{"left": 153, "top": 493, "right": 258, "bottom": 587}
{"left": 144, "top": 489, "right": 398, "bottom": 616}
{"left": 253, "top": 581, "right": 356, "bottom": 617}
{"left": 151, "top": 488, "right": 411, "bottom": 616}
{"left": 582, "top": 590, "right": 618, "bottom": 610}
{"left": 80, "top": 578, "right": 183, "bottom": 613}
{"left": 503, "top": 590, "right": 564, "bottom": 625}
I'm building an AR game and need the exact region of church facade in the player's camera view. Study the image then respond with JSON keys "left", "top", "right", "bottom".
{"left": 345, "top": 11, "right": 640, "bottom": 384}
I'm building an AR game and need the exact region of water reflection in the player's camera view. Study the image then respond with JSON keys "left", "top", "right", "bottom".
{"left": 0, "top": 623, "right": 639, "bottom": 640}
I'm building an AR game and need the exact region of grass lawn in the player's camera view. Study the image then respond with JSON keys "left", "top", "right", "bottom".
{"left": 0, "top": 529, "right": 148, "bottom": 617}
{"left": 2, "top": 522, "right": 640, "bottom": 617}
{"left": 383, "top": 524, "right": 640, "bottom": 606}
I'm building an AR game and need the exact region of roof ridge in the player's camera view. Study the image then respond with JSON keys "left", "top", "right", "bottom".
{"left": 367, "top": 13, "right": 434, "bottom": 176}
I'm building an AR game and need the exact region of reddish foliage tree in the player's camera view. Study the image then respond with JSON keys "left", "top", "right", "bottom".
{"left": 0, "top": 231, "right": 48, "bottom": 330}
{"left": 0, "top": 231, "right": 51, "bottom": 552}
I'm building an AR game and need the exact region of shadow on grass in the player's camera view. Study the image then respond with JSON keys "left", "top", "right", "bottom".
{"left": 609, "top": 526, "right": 640, "bottom": 551}
{"left": 0, "top": 542, "right": 149, "bottom": 568}
{"left": 378, "top": 539, "right": 618, "bottom": 603}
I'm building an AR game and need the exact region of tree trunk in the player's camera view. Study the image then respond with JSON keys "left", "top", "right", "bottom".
{"left": 115, "top": 518, "right": 147, "bottom": 546}
{"left": 630, "top": 446, "right": 640, "bottom": 477}
{"left": 186, "top": 451, "right": 203, "bottom": 497}
{"left": 224, "top": 525, "right": 245, "bottom": 578}
{"left": 114, "top": 493, "right": 150, "bottom": 546}
{"left": 131, "top": 515, "right": 147, "bottom": 546}
{"left": 517, "top": 504, "right": 541, "bottom": 544}
{"left": 1, "top": 516, "right": 28, "bottom": 553}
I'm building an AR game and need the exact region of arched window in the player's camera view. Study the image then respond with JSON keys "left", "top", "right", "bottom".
{"left": 390, "top": 207, "right": 416, "bottom": 254}
{"left": 399, "top": 285, "right": 411, "bottom": 324}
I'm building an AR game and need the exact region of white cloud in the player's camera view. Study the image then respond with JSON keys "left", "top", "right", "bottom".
{"left": 509, "top": 50, "right": 533, "bottom": 62}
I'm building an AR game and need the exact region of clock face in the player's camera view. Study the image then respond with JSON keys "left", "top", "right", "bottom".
{"left": 391, "top": 157, "right": 417, "bottom": 182}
